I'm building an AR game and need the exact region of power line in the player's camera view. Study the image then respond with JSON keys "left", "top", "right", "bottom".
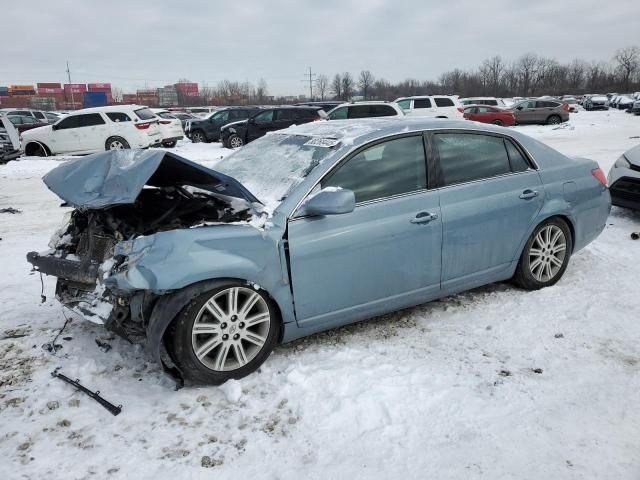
{"left": 302, "top": 67, "right": 316, "bottom": 99}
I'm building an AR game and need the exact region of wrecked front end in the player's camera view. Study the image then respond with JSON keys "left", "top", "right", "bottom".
{"left": 27, "top": 149, "right": 257, "bottom": 340}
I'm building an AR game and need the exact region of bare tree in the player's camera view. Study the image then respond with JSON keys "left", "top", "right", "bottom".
{"left": 331, "top": 73, "right": 342, "bottom": 100}
{"left": 516, "top": 53, "right": 539, "bottom": 96}
{"left": 315, "top": 74, "right": 329, "bottom": 100}
{"left": 256, "top": 78, "right": 268, "bottom": 102}
{"left": 481, "top": 56, "right": 504, "bottom": 95}
{"left": 358, "top": 70, "right": 375, "bottom": 99}
{"left": 341, "top": 72, "right": 354, "bottom": 100}
{"left": 614, "top": 46, "right": 640, "bottom": 90}
{"left": 567, "top": 59, "right": 587, "bottom": 91}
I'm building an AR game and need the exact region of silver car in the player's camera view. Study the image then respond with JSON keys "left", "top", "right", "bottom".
{"left": 510, "top": 99, "right": 570, "bottom": 125}
{"left": 608, "top": 145, "right": 640, "bottom": 210}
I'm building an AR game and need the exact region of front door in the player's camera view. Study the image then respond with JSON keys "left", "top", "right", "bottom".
{"left": 247, "top": 110, "right": 278, "bottom": 142}
{"left": 516, "top": 100, "right": 538, "bottom": 124}
{"left": 287, "top": 134, "right": 442, "bottom": 328}
{"left": 431, "top": 131, "right": 543, "bottom": 288}
{"left": 49, "top": 115, "right": 82, "bottom": 153}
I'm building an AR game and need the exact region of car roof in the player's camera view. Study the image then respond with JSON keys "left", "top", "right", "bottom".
{"left": 66, "top": 104, "right": 150, "bottom": 114}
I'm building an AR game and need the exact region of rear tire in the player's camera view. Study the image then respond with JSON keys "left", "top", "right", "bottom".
{"left": 512, "top": 217, "right": 573, "bottom": 290}
{"left": 191, "top": 130, "right": 207, "bottom": 143}
{"left": 227, "top": 134, "right": 244, "bottom": 149}
{"left": 166, "top": 282, "right": 280, "bottom": 385}
{"left": 492, "top": 119, "right": 504, "bottom": 126}
{"left": 105, "top": 136, "right": 130, "bottom": 151}
{"left": 546, "top": 115, "right": 561, "bottom": 125}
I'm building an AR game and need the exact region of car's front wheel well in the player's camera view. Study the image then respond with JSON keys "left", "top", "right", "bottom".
{"left": 25, "top": 141, "right": 50, "bottom": 156}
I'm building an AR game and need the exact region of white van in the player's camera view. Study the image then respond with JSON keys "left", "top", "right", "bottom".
{"left": 394, "top": 96, "right": 464, "bottom": 118}
{"left": 22, "top": 105, "right": 163, "bottom": 156}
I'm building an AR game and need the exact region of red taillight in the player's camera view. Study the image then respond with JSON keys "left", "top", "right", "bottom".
{"left": 457, "top": 107, "right": 464, "bottom": 113}
{"left": 135, "top": 122, "right": 151, "bottom": 130}
{"left": 159, "top": 120, "right": 172, "bottom": 125}
{"left": 562, "top": 102, "right": 570, "bottom": 112}
{"left": 591, "top": 168, "right": 608, "bottom": 187}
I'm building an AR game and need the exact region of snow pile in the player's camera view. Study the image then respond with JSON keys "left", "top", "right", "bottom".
{"left": 0, "top": 110, "right": 639, "bottom": 479}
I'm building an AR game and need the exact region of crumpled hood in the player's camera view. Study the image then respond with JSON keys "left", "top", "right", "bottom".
{"left": 43, "top": 149, "right": 261, "bottom": 209}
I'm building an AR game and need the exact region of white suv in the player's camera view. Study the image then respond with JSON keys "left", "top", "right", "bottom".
{"left": 22, "top": 105, "right": 163, "bottom": 156}
{"left": 326, "top": 101, "right": 404, "bottom": 120}
{"left": 151, "top": 108, "right": 184, "bottom": 148}
{"left": 394, "top": 96, "right": 464, "bottom": 119}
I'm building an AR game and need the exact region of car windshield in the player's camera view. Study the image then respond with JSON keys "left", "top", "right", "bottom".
{"left": 209, "top": 133, "right": 336, "bottom": 212}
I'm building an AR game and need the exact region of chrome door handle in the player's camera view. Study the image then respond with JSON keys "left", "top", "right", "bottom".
{"left": 519, "top": 189, "right": 539, "bottom": 199}
{"left": 410, "top": 212, "right": 439, "bottom": 224}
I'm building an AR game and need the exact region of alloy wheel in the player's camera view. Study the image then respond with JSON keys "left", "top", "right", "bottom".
{"left": 192, "top": 131, "right": 204, "bottom": 143}
{"left": 229, "top": 136, "right": 243, "bottom": 148}
{"left": 191, "top": 287, "right": 271, "bottom": 372}
{"left": 528, "top": 225, "right": 567, "bottom": 282}
{"left": 109, "top": 140, "right": 124, "bottom": 150}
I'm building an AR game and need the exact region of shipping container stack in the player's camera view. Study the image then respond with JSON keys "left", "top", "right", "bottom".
{"left": 136, "top": 89, "right": 159, "bottom": 107}
{"left": 0, "top": 85, "right": 36, "bottom": 108}
{"left": 174, "top": 82, "right": 199, "bottom": 105}
{"left": 37, "top": 83, "right": 64, "bottom": 109}
{"left": 30, "top": 97, "right": 56, "bottom": 110}
{"left": 157, "top": 85, "right": 178, "bottom": 107}
{"left": 122, "top": 93, "right": 139, "bottom": 104}
{"left": 63, "top": 83, "right": 87, "bottom": 110}
{"left": 87, "top": 83, "right": 113, "bottom": 105}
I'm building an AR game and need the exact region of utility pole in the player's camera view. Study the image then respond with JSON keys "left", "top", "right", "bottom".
{"left": 303, "top": 67, "right": 316, "bottom": 100}
{"left": 66, "top": 60, "right": 75, "bottom": 110}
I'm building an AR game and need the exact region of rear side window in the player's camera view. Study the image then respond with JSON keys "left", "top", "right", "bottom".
{"left": 434, "top": 97, "right": 455, "bottom": 107}
{"left": 322, "top": 135, "right": 427, "bottom": 203}
{"left": 434, "top": 133, "right": 511, "bottom": 186}
{"left": 297, "top": 109, "right": 320, "bottom": 119}
{"left": 33, "top": 111, "right": 45, "bottom": 120}
{"left": 396, "top": 99, "right": 411, "bottom": 110}
{"left": 536, "top": 101, "right": 558, "bottom": 108}
{"left": 253, "top": 110, "right": 274, "bottom": 123}
{"left": 106, "top": 112, "right": 131, "bottom": 122}
{"left": 504, "top": 139, "right": 530, "bottom": 172}
{"left": 348, "top": 105, "right": 371, "bottom": 119}
{"left": 158, "top": 112, "right": 175, "bottom": 119}
{"left": 477, "top": 106, "right": 495, "bottom": 113}
{"left": 134, "top": 108, "right": 156, "bottom": 121}
{"left": 77, "top": 113, "right": 106, "bottom": 127}
{"left": 414, "top": 99, "right": 432, "bottom": 108}
{"left": 369, "top": 105, "right": 397, "bottom": 116}
{"left": 277, "top": 109, "right": 297, "bottom": 121}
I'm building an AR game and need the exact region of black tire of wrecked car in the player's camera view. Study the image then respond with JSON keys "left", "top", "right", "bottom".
{"left": 162, "top": 140, "right": 177, "bottom": 148}
{"left": 166, "top": 281, "right": 280, "bottom": 385}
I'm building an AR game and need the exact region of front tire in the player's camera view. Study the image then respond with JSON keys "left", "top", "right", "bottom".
{"left": 105, "top": 136, "right": 130, "bottom": 151}
{"left": 512, "top": 217, "right": 573, "bottom": 290}
{"left": 25, "top": 142, "right": 49, "bottom": 157}
{"left": 227, "top": 134, "right": 244, "bottom": 149}
{"left": 162, "top": 140, "right": 177, "bottom": 148}
{"left": 167, "top": 283, "right": 279, "bottom": 385}
{"left": 492, "top": 119, "right": 504, "bottom": 126}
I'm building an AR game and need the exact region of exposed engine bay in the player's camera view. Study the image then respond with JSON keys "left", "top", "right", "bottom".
{"left": 27, "top": 150, "right": 256, "bottom": 339}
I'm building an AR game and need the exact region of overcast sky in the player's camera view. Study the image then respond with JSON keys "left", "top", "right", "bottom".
{"left": 2, "top": 0, "right": 639, "bottom": 95}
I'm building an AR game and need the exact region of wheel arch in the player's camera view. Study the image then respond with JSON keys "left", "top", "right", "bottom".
{"left": 24, "top": 140, "right": 51, "bottom": 156}
{"left": 515, "top": 213, "right": 576, "bottom": 265}
{"left": 147, "top": 277, "right": 286, "bottom": 384}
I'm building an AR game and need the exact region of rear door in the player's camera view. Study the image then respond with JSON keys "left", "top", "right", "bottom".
{"left": 535, "top": 101, "right": 560, "bottom": 122}
{"left": 432, "top": 131, "right": 543, "bottom": 289}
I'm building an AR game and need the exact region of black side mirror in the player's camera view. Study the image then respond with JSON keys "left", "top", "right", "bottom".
{"left": 51, "top": 124, "right": 58, "bottom": 130}
{"left": 516, "top": 106, "right": 523, "bottom": 110}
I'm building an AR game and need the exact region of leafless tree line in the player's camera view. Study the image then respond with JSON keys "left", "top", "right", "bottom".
{"left": 316, "top": 46, "right": 640, "bottom": 101}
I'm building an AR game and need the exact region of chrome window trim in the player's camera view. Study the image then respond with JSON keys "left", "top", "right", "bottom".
{"left": 289, "top": 126, "right": 539, "bottom": 219}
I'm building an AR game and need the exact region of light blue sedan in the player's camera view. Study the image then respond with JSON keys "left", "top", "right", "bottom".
{"left": 28, "top": 118, "right": 611, "bottom": 386}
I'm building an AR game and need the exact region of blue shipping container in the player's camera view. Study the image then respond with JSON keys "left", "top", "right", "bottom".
{"left": 83, "top": 91, "right": 107, "bottom": 108}
{"left": 0, "top": 87, "right": 9, "bottom": 97}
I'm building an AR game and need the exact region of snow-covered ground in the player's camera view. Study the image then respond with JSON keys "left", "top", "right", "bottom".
{"left": 1, "top": 110, "right": 639, "bottom": 480}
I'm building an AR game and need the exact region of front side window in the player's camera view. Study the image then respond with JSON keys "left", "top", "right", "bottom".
{"left": 434, "top": 133, "right": 511, "bottom": 186}
{"left": 56, "top": 115, "right": 80, "bottom": 130}
{"left": 477, "top": 106, "right": 494, "bottom": 113}
{"left": 212, "top": 111, "right": 230, "bottom": 122}
{"left": 106, "top": 112, "right": 131, "bottom": 122}
{"left": 33, "top": 111, "right": 45, "bottom": 120}
{"left": 434, "top": 97, "right": 455, "bottom": 107}
{"left": 463, "top": 107, "right": 477, "bottom": 114}
{"left": 77, "top": 113, "right": 106, "bottom": 127}
{"left": 396, "top": 99, "right": 411, "bottom": 110}
{"left": 328, "top": 107, "right": 347, "bottom": 120}
{"left": 414, "top": 99, "right": 432, "bottom": 109}
{"left": 369, "top": 105, "right": 398, "bottom": 116}
{"left": 517, "top": 101, "right": 535, "bottom": 109}
{"left": 322, "top": 135, "right": 427, "bottom": 203}
{"left": 253, "top": 110, "right": 274, "bottom": 123}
